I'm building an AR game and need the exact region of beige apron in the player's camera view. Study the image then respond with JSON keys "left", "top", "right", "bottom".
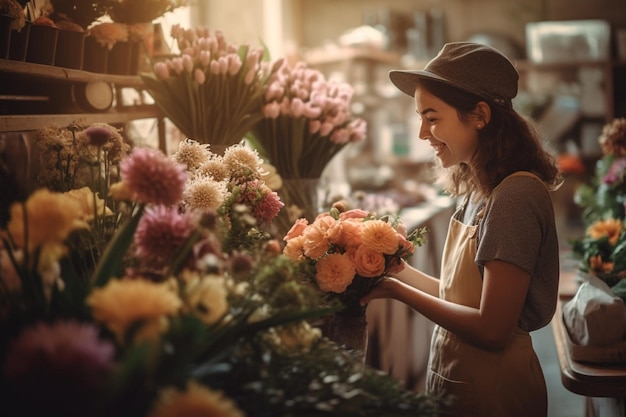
{"left": 426, "top": 172, "right": 547, "bottom": 417}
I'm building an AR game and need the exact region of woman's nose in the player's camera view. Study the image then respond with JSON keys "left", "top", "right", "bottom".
{"left": 418, "top": 121, "right": 429, "bottom": 140}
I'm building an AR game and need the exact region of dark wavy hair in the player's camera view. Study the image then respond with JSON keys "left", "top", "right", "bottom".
{"left": 417, "top": 78, "right": 562, "bottom": 199}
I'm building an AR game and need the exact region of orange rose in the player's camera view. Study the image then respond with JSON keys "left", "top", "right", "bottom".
{"left": 315, "top": 253, "right": 355, "bottom": 293}
{"left": 284, "top": 218, "right": 308, "bottom": 241}
{"left": 339, "top": 208, "right": 369, "bottom": 220}
{"left": 283, "top": 235, "right": 306, "bottom": 262}
{"left": 302, "top": 216, "right": 335, "bottom": 259}
{"left": 360, "top": 219, "right": 399, "bottom": 255}
{"left": 352, "top": 245, "right": 386, "bottom": 278}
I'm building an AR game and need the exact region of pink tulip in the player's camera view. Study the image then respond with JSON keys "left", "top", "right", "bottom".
{"left": 154, "top": 62, "right": 169, "bottom": 80}
{"left": 194, "top": 68, "right": 206, "bottom": 85}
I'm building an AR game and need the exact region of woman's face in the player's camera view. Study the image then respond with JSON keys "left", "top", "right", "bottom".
{"left": 414, "top": 86, "right": 480, "bottom": 168}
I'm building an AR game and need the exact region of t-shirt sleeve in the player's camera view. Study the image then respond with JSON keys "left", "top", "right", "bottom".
{"left": 475, "top": 176, "right": 552, "bottom": 274}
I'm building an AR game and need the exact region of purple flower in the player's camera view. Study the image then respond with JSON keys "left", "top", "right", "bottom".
{"left": 83, "top": 125, "right": 114, "bottom": 146}
{"left": 3, "top": 320, "right": 115, "bottom": 416}
{"left": 237, "top": 180, "right": 284, "bottom": 224}
{"left": 121, "top": 147, "right": 187, "bottom": 206}
{"left": 134, "top": 205, "right": 196, "bottom": 269}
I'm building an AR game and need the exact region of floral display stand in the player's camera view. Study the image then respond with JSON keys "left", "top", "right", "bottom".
{"left": 25, "top": 23, "right": 57, "bottom": 65}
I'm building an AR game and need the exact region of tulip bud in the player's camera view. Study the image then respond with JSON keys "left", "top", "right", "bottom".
{"left": 194, "top": 68, "right": 206, "bottom": 85}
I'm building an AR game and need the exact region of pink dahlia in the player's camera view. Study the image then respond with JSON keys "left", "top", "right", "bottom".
{"left": 121, "top": 147, "right": 187, "bottom": 206}
{"left": 134, "top": 206, "right": 196, "bottom": 269}
{"left": 238, "top": 180, "right": 284, "bottom": 224}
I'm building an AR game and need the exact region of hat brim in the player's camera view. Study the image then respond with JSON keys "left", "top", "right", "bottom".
{"left": 389, "top": 69, "right": 470, "bottom": 99}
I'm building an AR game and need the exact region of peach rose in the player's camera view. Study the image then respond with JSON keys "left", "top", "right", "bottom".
{"left": 283, "top": 235, "right": 306, "bottom": 262}
{"left": 284, "top": 217, "right": 309, "bottom": 241}
{"left": 315, "top": 253, "right": 355, "bottom": 293}
{"left": 352, "top": 245, "right": 386, "bottom": 278}
{"left": 339, "top": 208, "right": 369, "bottom": 220}
{"left": 360, "top": 219, "right": 399, "bottom": 255}
{"left": 302, "top": 216, "right": 335, "bottom": 259}
{"left": 331, "top": 219, "right": 362, "bottom": 249}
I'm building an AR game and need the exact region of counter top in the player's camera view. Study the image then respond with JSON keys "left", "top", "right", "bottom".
{"left": 552, "top": 287, "right": 626, "bottom": 398}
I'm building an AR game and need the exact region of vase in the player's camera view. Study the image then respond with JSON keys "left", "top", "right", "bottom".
{"left": 8, "top": 21, "right": 29, "bottom": 61}
{"left": 83, "top": 36, "right": 108, "bottom": 73}
{"left": 274, "top": 177, "right": 321, "bottom": 237}
{"left": 26, "top": 24, "right": 58, "bottom": 65}
{"left": 54, "top": 30, "right": 84, "bottom": 70}
{"left": 326, "top": 308, "right": 369, "bottom": 363}
{"left": 107, "top": 41, "right": 132, "bottom": 75}
{"left": 1, "top": 14, "right": 13, "bottom": 59}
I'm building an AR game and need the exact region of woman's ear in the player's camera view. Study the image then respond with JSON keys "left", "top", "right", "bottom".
{"left": 474, "top": 101, "right": 491, "bottom": 128}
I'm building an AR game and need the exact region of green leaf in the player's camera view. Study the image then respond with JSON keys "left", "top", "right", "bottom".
{"left": 92, "top": 205, "right": 144, "bottom": 287}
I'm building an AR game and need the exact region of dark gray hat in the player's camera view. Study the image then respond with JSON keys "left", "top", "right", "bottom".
{"left": 389, "top": 42, "right": 519, "bottom": 107}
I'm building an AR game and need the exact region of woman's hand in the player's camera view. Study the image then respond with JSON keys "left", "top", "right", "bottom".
{"left": 360, "top": 277, "right": 400, "bottom": 306}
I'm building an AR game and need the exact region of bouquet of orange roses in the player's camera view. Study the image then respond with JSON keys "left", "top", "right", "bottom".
{"left": 282, "top": 203, "right": 427, "bottom": 316}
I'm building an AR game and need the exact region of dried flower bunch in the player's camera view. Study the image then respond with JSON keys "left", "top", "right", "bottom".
{"left": 571, "top": 118, "right": 626, "bottom": 296}
{"left": 249, "top": 59, "right": 367, "bottom": 179}
{"left": 141, "top": 25, "right": 267, "bottom": 146}
{"left": 283, "top": 203, "right": 427, "bottom": 315}
{"left": 105, "top": 0, "right": 187, "bottom": 24}
{"left": 47, "top": 0, "right": 108, "bottom": 31}
{"left": 0, "top": 0, "right": 26, "bottom": 30}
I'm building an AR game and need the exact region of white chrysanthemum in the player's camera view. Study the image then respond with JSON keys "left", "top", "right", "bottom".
{"left": 222, "top": 144, "right": 263, "bottom": 182}
{"left": 183, "top": 176, "right": 228, "bottom": 211}
{"left": 172, "top": 138, "right": 211, "bottom": 172}
{"left": 198, "top": 158, "right": 229, "bottom": 182}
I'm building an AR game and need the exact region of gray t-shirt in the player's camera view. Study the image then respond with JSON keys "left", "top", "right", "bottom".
{"left": 457, "top": 174, "right": 560, "bottom": 332}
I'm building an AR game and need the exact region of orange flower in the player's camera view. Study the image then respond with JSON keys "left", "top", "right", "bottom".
{"left": 360, "top": 220, "right": 399, "bottom": 255}
{"left": 302, "top": 216, "right": 335, "bottom": 259}
{"left": 351, "top": 245, "right": 386, "bottom": 278}
{"left": 588, "top": 255, "right": 614, "bottom": 273}
{"left": 339, "top": 208, "right": 369, "bottom": 220}
{"left": 283, "top": 235, "right": 306, "bottom": 262}
{"left": 315, "top": 253, "right": 355, "bottom": 293}
{"left": 329, "top": 219, "right": 362, "bottom": 249}
{"left": 587, "top": 218, "right": 623, "bottom": 245}
{"left": 284, "top": 218, "right": 308, "bottom": 241}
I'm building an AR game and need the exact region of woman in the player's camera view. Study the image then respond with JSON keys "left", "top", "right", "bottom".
{"left": 360, "top": 42, "right": 562, "bottom": 417}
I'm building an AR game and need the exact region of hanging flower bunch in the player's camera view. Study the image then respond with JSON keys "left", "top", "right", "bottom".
{"left": 571, "top": 118, "right": 626, "bottom": 296}
{"left": 249, "top": 59, "right": 367, "bottom": 179}
{"left": 88, "top": 21, "right": 129, "bottom": 49}
{"left": 0, "top": 140, "right": 440, "bottom": 417}
{"left": 283, "top": 202, "right": 427, "bottom": 316}
{"left": 105, "top": 0, "right": 187, "bottom": 24}
{"left": 0, "top": 0, "right": 26, "bottom": 31}
{"left": 141, "top": 25, "right": 267, "bottom": 147}
{"left": 47, "top": 0, "right": 108, "bottom": 31}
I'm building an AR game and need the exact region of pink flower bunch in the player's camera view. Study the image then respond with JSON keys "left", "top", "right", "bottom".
{"left": 142, "top": 25, "right": 266, "bottom": 146}
{"left": 88, "top": 22, "right": 129, "bottom": 49}
{"left": 282, "top": 204, "right": 426, "bottom": 314}
{"left": 250, "top": 59, "right": 366, "bottom": 179}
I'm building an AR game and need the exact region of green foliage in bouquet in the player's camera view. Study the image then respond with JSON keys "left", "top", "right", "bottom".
{"left": 571, "top": 118, "right": 626, "bottom": 296}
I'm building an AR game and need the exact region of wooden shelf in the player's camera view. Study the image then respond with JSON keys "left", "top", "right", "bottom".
{"left": 0, "top": 59, "right": 166, "bottom": 150}
{"left": 0, "top": 58, "right": 146, "bottom": 87}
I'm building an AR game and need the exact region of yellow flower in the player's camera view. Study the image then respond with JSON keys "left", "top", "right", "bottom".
{"left": 148, "top": 380, "right": 244, "bottom": 417}
{"left": 183, "top": 275, "right": 229, "bottom": 325}
{"left": 587, "top": 218, "right": 623, "bottom": 245}
{"left": 87, "top": 278, "right": 182, "bottom": 344}
{"left": 109, "top": 180, "right": 136, "bottom": 202}
{"left": 3, "top": 189, "right": 88, "bottom": 269}
{"left": 65, "top": 187, "right": 113, "bottom": 220}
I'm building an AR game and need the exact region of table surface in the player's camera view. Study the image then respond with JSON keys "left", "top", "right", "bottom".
{"left": 552, "top": 270, "right": 626, "bottom": 398}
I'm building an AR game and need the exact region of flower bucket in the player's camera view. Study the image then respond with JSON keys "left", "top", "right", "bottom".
{"left": 107, "top": 41, "right": 131, "bottom": 75}
{"left": 326, "top": 308, "right": 369, "bottom": 363}
{"left": 83, "top": 35, "right": 108, "bottom": 73}
{"left": 0, "top": 14, "right": 11, "bottom": 59}
{"left": 8, "top": 21, "right": 29, "bottom": 61}
{"left": 274, "top": 177, "right": 321, "bottom": 236}
{"left": 26, "top": 24, "right": 58, "bottom": 65}
{"left": 54, "top": 30, "right": 85, "bottom": 69}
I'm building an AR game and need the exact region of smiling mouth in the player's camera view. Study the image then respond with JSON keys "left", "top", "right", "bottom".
{"left": 431, "top": 143, "right": 445, "bottom": 155}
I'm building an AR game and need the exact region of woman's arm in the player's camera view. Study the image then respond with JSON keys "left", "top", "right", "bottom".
{"left": 391, "top": 262, "right": 440, "bottom": 297}
{"left": 362, "top": 259, "right": 530, "bottom": 350}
